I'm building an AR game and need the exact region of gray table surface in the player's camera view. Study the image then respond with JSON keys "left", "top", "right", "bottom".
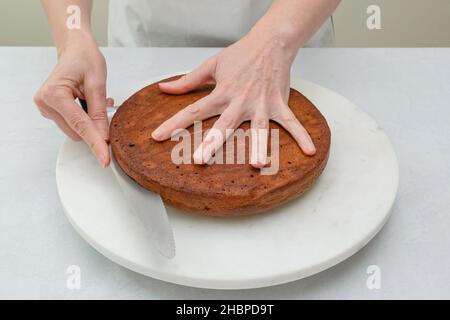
{"left": 0, "top": 47, "right": 449, "bottom": 299}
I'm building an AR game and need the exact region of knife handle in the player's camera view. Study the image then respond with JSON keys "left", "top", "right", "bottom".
{"left": 78, "top": 97, "right": 118, "bottom": 122}
{"left": 78, "top": 98, "right": 88, "bottom": 113}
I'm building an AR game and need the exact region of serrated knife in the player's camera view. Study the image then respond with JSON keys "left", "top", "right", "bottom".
{"left": 79, "top": 98, "right": 176, "bottom": 259}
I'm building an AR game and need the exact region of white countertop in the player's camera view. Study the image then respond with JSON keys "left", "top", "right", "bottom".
{"left": 0, "top": 47, "right": 449, "bottom": 299}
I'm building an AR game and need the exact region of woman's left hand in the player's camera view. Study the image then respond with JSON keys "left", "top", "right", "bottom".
{"left": 151, "top": 29, "right": 316, "bottom": 168}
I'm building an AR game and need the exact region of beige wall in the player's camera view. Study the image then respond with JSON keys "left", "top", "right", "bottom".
{"left": 1, "top": 0, "right": 450, "bottom": 47}
{"left": 0, "top": 0, "right": 109, "bottom": 46}
{"left": 333, "top": 0, "right": 450, "bottom": 47}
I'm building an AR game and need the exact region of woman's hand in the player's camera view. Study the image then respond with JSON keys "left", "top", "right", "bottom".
{"left": 34, "top": 33, "right": 111, "bottom": 167}
{"left": 152, "top": 29, "right": 316, "bottom": 168}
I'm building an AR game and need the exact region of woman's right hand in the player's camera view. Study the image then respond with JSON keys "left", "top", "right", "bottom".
{"left": 34, "top": 33, "right": 111, "bottom": 167}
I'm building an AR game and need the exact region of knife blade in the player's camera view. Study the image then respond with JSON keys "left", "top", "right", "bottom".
{"left": 79, "top": 98, "right": 176, "bottom": 258}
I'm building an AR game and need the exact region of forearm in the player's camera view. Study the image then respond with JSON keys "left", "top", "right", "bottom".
{"left": 41, "top": 0, "right": 96, "bottom": 55}
{"left": 250, "top": 0, "right": 340, "bottom": 52}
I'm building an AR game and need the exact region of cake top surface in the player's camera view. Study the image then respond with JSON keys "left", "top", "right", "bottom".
{"left": 110, "top": 76, "right": 331, "bottom": 200}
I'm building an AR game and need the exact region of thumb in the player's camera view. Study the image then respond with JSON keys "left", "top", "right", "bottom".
{"left": 159, "top": 57, "right": 216, "bottom": 94}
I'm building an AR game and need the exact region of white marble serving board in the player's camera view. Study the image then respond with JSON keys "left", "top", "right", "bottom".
{"left": 55, "top": 77, "right": 399, "bottom": 289}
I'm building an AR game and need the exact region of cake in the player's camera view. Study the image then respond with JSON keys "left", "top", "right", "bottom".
{"left": 110, "top": 75, "right": 331, "bottom": 217}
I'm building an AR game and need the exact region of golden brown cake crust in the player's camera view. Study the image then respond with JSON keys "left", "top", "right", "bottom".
{"left": 110, "top": 75, "right": 331, "bottom": 217}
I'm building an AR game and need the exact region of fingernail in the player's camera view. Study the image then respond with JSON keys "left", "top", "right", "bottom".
{"left": 158, "top": 82, "right": 170, "bottom": 88}
{"left": 98, "top": 153, "right": 107, "bottom": 168}
{"left": 305, "top": 144, "right": 316, "bottom": 156}
{"left": 253, "top": 161, "right": 266, "bottom": 169}
{"left": 102, "top": 130, "right": 110, "bottom": 142}
{"left": 193, "top": 147, "right": 205, "bottom": 164}
{"left": 193, "top": 152, "right": 203, "bottom": 164}
{"left": 152, "top": 127, "right": 164, "bottom": 140}
{"left": 250, "top": 155, "right": 265, "bottom": 168}
{"left": 202, "top": 146, "right": 214, "bottom": 164}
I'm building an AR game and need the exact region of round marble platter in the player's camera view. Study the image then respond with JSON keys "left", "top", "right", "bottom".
{"left": 56, "top": 75, "right": 399, "bottom": 289}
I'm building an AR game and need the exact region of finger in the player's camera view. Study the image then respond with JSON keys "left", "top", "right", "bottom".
{"left": 250, "top": 115, "right": 269, "bottom": 169}
{"left": 106, "top": 97, "right": 114, "bottom": 107}
{"left": 158, "top": 58, "right": 216, "bottom": 94}
{"left": 56, "top": 98, "right": 110, "bottom": 167}
{"left": 85, "top": 78, "right": 109, "bottom": 140}
{"left": 274, "top": 106, "right": 316, "bottom": 156}
{"left": 152, "top": 92, "right": 225, "bottom": 141}
{"left": 52, "top": 112, "right": 82, "bottom": 141}
{"left": 34, "top": 93, "right": 81, "bottom": 141}
{"left": 193, "top": 105, "right": 242, "bottom": 164}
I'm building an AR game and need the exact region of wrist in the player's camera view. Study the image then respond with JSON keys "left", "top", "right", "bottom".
{"left": 56, "top": 30, "right": 98, "bottom": 58}
{"left": 248, "top": 6, "right": 310, "bottom": 53}
{"left": 246, "top": 23, "right": 301, "bottom": 63}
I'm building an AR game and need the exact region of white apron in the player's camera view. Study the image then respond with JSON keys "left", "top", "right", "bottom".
{"left": 108, "top": 0, "right": 334, "bottom": 47}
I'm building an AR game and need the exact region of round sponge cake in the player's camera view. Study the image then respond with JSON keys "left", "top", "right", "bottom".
{"left": 110, "top": 75, "right": 331, "bottom": 217}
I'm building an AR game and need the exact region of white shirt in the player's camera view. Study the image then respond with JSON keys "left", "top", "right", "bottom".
{"left": 108, "top": 0, "right": 334, "bottom": 47}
